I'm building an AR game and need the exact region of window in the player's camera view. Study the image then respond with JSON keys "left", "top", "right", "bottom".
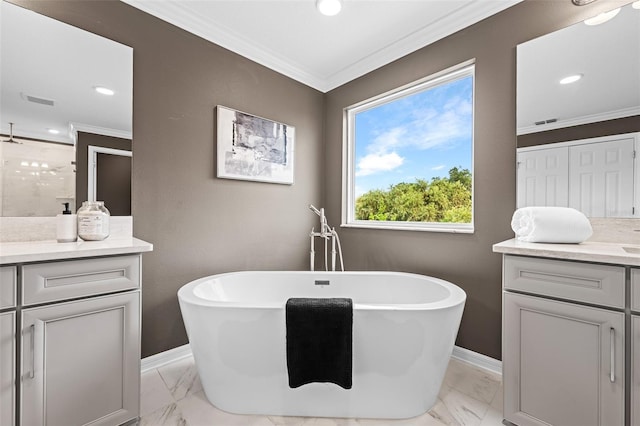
{"left": 342, "top": 61, "right": 475, "bottom": 233}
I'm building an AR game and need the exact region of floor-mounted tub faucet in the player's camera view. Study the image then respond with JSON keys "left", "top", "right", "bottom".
{"left": 309, "top": 205, "right": 344, "bottom": 272}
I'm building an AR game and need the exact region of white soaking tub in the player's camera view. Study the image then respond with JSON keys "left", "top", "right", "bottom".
{"left": 178, "top": 270, "right": 466, "bottom": 419}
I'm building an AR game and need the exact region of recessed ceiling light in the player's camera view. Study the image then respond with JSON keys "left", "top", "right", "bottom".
{"left": 316, "top": 0, "right": 342, "bottom": 16}
{"left": 560, "top": 74, "right": 583, "bottom": 85}
{"left": 584, "top": 7, "right": 620, "bottom": 26}
{"left": 94, "top": 86, "right": 115, "bottom": 96}
{"left": 633, "top": 1, "right": 640, "bottom": 9}
{"left": 47, "top": 128, "right": 60, "bottom": 135}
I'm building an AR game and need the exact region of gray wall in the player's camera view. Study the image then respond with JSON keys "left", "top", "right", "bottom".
{"left": 12, "top": 0, "right": 630, "bottom": 359}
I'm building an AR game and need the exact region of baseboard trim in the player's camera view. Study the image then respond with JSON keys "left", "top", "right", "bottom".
{"left": 141, "top": 343, "right": 502, "bottom": 377}
{"left": 451, "top": 345, "right": 502, "bottom": 376}
{"left": 141, "top": 344, "right": 192, "bottom": 373}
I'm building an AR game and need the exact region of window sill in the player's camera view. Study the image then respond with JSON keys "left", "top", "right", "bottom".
{"left": 341, "top": 221, "right": 475, "bottom": 234}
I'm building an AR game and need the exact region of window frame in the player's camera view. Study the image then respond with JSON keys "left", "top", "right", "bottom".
{"left": 341, "top": 60, "right": 475, "bottom": 233}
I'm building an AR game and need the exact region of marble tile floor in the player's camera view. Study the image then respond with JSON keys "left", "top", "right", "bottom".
{"left": 140, "top": 356, "right": 503, "bottom": 426}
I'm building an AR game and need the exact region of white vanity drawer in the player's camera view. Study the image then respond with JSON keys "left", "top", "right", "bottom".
{"left": 0, "top": 266, "right": 17, "bottom": 309}
{"left": 632, "top": 269, "right": 640, "bottom": 313}
{"left": 22, "top": 255, "right": 140, "bottom": 306}
{"left": 503, "top": 255, "right": 625, "bottom": 308}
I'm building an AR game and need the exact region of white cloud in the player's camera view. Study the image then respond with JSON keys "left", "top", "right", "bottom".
{"left": 431, "top": 164, "right": 446, "bottom": 171}
{"left": 356, "top": 152, "right": 404, "bottom": 177}
{"left": 366, "top": 96, "right": 472, "bottom": 155}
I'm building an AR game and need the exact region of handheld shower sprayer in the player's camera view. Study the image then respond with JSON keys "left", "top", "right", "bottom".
{"left": 309, "top": 204, "right": 328, "bottom": 234}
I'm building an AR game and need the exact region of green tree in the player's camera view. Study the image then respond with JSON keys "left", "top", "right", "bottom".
{"left": 355, "top": 167, "right": 472, "bottom": 223}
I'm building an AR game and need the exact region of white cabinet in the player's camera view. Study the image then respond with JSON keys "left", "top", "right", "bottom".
{"left": 0, "top": 254, "right": 144, "bottom": 426}
{"left": 502, "top": 255, "right": 628, "bottom": 426}
{"left": 1, "top": 266, "right": 17, "bottom": 309}
{"left": 633, "top": 270, "right": 640, "bottom": 426}
{"left": 516, "top": 132, "right": 638, "bottom": 217}
{"left": 632, "top": 268, "right": 640, "bottom": 312}
{"left": 20, "top": 292, "right": 140, "bottom": 426}
{"left": 503, "top": 292, "right": 624, "bottom": 426}
{"left": 632, "top": 315, "right": 640, "bottom": 426}
{"left": 1, "top": 312, "right": 15, "bottom": 426}
{"left": 1, "top": 266, "right": 16, "bottom": 426}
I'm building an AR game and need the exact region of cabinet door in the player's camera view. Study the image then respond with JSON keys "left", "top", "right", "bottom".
{"left": 568, "top": 138, "right": 635, "bottom": 217}
{"left": 503, "top": 292, "right": 624, "bottom": 426}
{"left": 0, "top": 266, "right": 17, "bottom": 309}
{"left": 21, "top": 292, "right": 140, "bottom": 426}
{"left": 632, "top": 268, "right": 640, "bottom": 313}
{"left": 633, "top": 315, "right": 640, "bottom": 426}
{"left": 1, "top": 312, "right": 15, "bottom": 426}
{"left": 517, "top": 146, "right": 569, "bottom": 208}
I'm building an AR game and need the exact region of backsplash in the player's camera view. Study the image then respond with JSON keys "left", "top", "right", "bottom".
{"left": 0, "top": 216, "right": 133, "bottom": 242}
{"left": 588, "top": 218, "right": 640, "bottom": 245}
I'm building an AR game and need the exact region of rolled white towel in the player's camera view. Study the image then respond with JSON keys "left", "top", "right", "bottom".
{"left": 511, "top": 207, "right": 593, "bottom": 243}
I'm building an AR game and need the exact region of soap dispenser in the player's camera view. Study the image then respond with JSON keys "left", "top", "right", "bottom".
{"left": 56, "top": 202, "right": 78, "bottom": 242}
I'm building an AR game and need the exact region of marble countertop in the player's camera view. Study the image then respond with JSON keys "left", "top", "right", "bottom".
{"left": 0, "top": 237, "right": 153, "bottom": 265}
{"left": 493, "top": 238, "right": 640, "bottom": 266}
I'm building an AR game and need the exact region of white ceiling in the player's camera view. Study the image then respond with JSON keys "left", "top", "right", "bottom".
{"left": 121, "top": 0, "right": 523, "bottom": 93}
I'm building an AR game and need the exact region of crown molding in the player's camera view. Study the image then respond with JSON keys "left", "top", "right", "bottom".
{"left": 322, "top": 0, "right": 522, "bottom": 92}
{"left": 517, "top": 106, "right": 640, "bottom": 135}
{"left": 69, "top": 122, "right": 132, "bottom": 144}
{"left": 122, "top": 0, "right": 522, "bottom": 93}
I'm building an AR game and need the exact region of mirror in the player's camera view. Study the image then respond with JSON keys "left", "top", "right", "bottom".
{"left": 0, "top": 0, "right": 133, "bottom": 217}
{"left": 517, "top": 2, "right": 639, "bottom": 136}
{"left": 515, "top": 3, "right": 640, "bottom": 219}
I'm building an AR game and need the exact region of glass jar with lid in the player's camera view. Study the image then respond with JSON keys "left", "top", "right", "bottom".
{"left": 77, "top": 201, "right": 110, "bottom": 241}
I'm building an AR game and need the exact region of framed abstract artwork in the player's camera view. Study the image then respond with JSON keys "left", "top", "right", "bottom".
{"left": 216, "top": 105, "right": 294, "bottom": 184}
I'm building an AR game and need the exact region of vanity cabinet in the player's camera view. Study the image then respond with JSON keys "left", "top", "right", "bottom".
{"left": 633, "top": 315, "right": 640, "bottom": 426}
{"left": 516, "top": 133, "right": 638, "bottom": 217}
{"left": 1, "top": 312, "right": 16, "bottom": 426}
{"left": 632, "top": 269, "right": 640, "bottom": 426}
{"left": 16, "top": 255, "right": 142, "bottom": 426}
{"left": 502, "top": 255, "right": 626, "bottom": 426}
{"left": 0, "top": 251, "right": 148, "bottom": 426}
{"left": 1, "top": 266, "right": 17, "bottom": 426}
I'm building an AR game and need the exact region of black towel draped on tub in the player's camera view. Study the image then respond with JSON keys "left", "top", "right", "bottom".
{"left": 285, "top": 298, "right": 353, "bottom": 389}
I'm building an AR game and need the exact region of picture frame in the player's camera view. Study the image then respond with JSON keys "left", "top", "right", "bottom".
{"left": 216, "top": 105, "right": 294, "bottom": 185}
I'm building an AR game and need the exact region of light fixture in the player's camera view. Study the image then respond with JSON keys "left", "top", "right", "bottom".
{"left": 584, "top": 7, "right": 620, "bottom": 25}
{"left": 316, "top": 0, "right": 342, "bottom": 16}
{"left": 559, "top": 74, "right": 583, "bottom": 84}
{"left": 633, "top": 1, "right": 640, "bottom": 9}
{"left": 94, "top": 86, "right": 115, "bottom": 96}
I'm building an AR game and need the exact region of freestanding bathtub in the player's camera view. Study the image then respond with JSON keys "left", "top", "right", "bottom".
{"left": 178, "top": 271, "right": 466, "bottom": 419}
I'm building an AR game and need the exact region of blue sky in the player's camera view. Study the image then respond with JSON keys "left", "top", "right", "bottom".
{"left": 354, "top": 76, "right": 473, "bottom": 197}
